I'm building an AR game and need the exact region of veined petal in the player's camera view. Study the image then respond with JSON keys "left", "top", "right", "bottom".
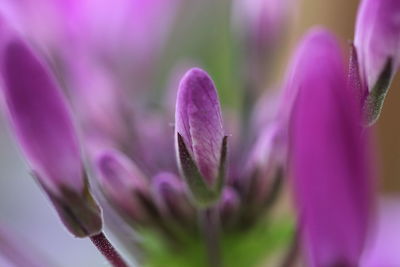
{"left": 175, "top": 68, "right": 224, "bottom": 185}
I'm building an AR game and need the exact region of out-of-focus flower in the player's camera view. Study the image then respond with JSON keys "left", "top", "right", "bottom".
{"left": 0, "top": 29, "right": 102, "bottom": 237}
{"left": 0, "top": 224, "right": 55, "bottom": 267}
{"left": 95, "top": 149, "right": 150, "bottom": 224}
{"left": 175, "top": 68, "right": 228, "bottom": 206}
{"left": 232, "top": 0, "right": 295, "bottom": 50}
{"left": 232, "top": 0, "right": 297, "bottom": 92}
{"left": 353, "top": 0, "right": 400, "bottom": 125}
{"left": 239, "top": 122, "right": 283, "bottom": 222}
{"left": 361, "top": 197, "right": 400, "bottom": 267}
{"left": 289, "top": 28, "right": 374, "bottom": 267}
{"left": 152, "top": 172, "right": 196, "bottom": 227}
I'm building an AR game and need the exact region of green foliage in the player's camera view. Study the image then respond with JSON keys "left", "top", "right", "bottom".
{"left": 141, "top": 217, "right": 294, "bottom": 267}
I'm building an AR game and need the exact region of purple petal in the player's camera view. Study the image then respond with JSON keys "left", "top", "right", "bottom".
{"left": 1, "top": 35, "right": 83, "bottom": 196}
{"left": 175, "top": 68, "right": 224, "bottom": 185}
{"left": 354, "top": 0, "right": 400, "bottom": 90}
{"left": 289, "top": 28, "right": 374, "bottom": 266}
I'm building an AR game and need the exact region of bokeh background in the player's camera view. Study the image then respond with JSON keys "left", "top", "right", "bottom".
{"left": 0, "top": 0, "right": 398, "bottom": 266}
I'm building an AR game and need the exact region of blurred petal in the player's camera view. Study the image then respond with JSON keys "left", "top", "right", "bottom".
{"left": 1, "top": 34, "right": 83, "bottom": 196}
{"left": 289, "top": 28, "right": 374, "bottom": 266}
{"left": 361, "top": 197, "right": 400, "bottom": 267}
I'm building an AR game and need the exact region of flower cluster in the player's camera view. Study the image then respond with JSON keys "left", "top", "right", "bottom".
{"left": 0, "top": 0, "right": 399, "bottom": 266}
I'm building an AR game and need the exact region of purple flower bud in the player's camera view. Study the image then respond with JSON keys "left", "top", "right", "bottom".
{"left": 243, "top": 123, "right": 283, "bottom": 211}
{"left": 152, "top": 172, "right": 195, "bottom": 223}
{"left": 175, "top": 68, "right": 227, "bottom": 206}
{"left": 0, "top": 32, "right": 102, "bottom": 237}
{"left": 289, "top": 29, "right": 374, "bottom": 266}
{"left": 355, "top": 0, "right": 400, "bottom": 91}
{"left": 354, "top": 0, "right": 400, "bottom": 124}
{"left": 95, "top": 149, "right": 150, "bottom": 224}
{"left": 1, "top": 37, "right": 82, "bottom": 195}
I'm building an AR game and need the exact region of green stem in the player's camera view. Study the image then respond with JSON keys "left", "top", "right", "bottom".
{"left": 200, "top": 208, "right": 222, "bottom": 267}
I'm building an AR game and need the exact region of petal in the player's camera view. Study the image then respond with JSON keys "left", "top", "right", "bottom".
{"left": 289, "top": 28, "right": 373, "bottom": 266}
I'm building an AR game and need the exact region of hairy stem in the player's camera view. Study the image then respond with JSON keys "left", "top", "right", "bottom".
{"left": 90, "top": 232, "right": 129, "bottom": 267}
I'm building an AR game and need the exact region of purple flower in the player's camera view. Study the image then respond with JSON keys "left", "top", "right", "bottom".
{"left": 175, "top": 68, "right": 227, "bottom": 206}
{"left": 288, "top": 28, "right": 374, "bottom": 266}
{"left": 0, "top": 30, "right": 102, "bottom": 237}
{"left": 354, "top": 0, "right": 400, "bottom": 124}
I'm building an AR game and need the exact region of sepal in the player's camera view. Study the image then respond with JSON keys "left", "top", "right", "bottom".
{"left": 34, "top": 172, "right": 102, "bottom": 238}
{"left": 177, "top": 133, "right": 227, "bottom": 207}
{"left": 363, "top": 58, "right": 393, "bottom": 125}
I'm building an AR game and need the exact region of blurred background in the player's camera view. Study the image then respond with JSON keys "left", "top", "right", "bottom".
{"left": 0, "top": 0, "right": 398, "bottom": 266}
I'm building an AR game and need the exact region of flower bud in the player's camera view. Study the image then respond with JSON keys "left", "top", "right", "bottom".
{"left": 175, "top": 68, "right": 227, "bottom": 207}
{"left": 152, "top": 172, "right": 195, "bottom": 225}
{"left": 242, "top": 123, "right": 283, "bottom": 213}
{"left": 95, "top": 149, "right": 150, "bottom": 224}
{"left": 0, "top": 32, "right": 101, "bottom": 237}
{"left": 289, "top": 28, "right": 373, "bottom": 266}
{"left": 354, "top": 0, "right": 400, "bottom": 124}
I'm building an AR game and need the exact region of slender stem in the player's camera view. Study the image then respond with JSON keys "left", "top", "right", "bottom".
{"left": 200, "top": 208, "right": 222, "bottom": 267}
{"left": 90, "top": 232, "right": 129, "bottom": 267}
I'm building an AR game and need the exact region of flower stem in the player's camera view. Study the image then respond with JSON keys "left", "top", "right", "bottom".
{"left": 200, "top": 208, "right": 222, "bottom": 267}
{"left": 90, "top": 232, "right": 129, "bottom": 267}
{"left": 280, "top": 229, "right": 299, "bottom": 267}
